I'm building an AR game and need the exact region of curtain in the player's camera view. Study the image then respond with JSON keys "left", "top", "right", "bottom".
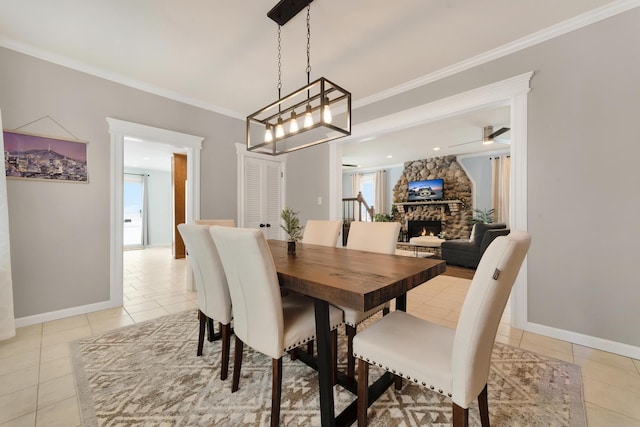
{"left": 142, "top": 174, "right": 149, "bottom": 246}
{"left": 491, "top": 155, "right": 511, "bottom": 225}
{"left": 351, "top": 173, "right": 361, "bottom": 199}
{"left": 0, "top": 110, "right": 16, "bottom": 340}
{"left": 374, "top": 170, "right": 387, "bottom": 216}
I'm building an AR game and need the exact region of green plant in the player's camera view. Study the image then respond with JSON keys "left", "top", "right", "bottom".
{"left": 374, "top": 213, "right": 393, "bottom": 222}
{"left": 280, "top": 207, "right": 304, "bottom": 242}
{"left": 468, "top": 208, "right": 495, "bottom": 225}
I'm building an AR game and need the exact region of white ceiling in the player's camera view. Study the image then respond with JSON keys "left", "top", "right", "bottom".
{"left": 0, "top": 0, "right": 622, "bottom": 169}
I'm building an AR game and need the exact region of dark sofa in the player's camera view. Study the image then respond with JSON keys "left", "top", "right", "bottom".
{"left": 441, "top": 223, "right": 510, "bottom": 268}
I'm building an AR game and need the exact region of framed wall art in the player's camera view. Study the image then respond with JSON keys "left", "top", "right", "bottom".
{"left": 3, "top": 130, "right": 88, "bottom": 182}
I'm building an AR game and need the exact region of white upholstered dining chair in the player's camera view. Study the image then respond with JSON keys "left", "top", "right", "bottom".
{"left": 194, "top": 219, "right": 236, "bottom": 227}
{"left": 353, "top": 230, "right": 531, "bottom": 427}
{"left": 301, "top": 219, "right": 342, "bottom": 247}
{"left": 177, "top": 223, "right": 233, "bottom": 380}
{"left": 209, "top": 226, "right": 344, "bottom": 427}
{"left": 339, "top": 221, "right": 401, "bottom": 378}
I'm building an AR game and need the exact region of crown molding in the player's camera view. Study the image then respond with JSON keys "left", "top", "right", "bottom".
{"left": 355, "top": 0, "right": 640, "bottom": 109}
{"left": 0, "top": 36, "right": 246, "bottom": 120}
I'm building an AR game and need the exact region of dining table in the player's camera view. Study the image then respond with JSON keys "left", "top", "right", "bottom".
{"left": 267, "top": 239, "right": 446, "bottom": 427}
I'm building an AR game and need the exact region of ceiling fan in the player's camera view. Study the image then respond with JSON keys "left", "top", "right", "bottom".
{"left": 449, "top": 125, "right": 510, "bottom": 148}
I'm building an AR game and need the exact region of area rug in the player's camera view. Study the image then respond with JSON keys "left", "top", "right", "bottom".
{"left": 71, "top": 310, "right": 586, "bottom": 426}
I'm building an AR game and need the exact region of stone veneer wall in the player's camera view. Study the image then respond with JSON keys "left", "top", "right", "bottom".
{"left": 392, "top": 155, "right": 473, "bottom": 240}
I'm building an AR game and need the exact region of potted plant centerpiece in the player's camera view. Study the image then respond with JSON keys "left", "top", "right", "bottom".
{"left": 280, "top": 207, "right": 304, "bottom": 254}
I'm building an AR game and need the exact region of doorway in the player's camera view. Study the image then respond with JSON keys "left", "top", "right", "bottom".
{"left": 107, "top": 118, "right": 204, "bottom": 308}
{"left": 331, "top": 72, "right": 532, "bottom": 329}
{"left": 123, "top": 173, "right": 146, "bottom": 248}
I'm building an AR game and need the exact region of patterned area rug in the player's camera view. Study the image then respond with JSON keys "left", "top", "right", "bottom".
{"left": 71, "top": 310, "right": 586, "bottom": 426}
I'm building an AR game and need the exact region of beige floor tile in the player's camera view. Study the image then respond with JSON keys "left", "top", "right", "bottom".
{"left": 128, "top": 307, "right": 170, "bottom": 323}
{"left": 0, "top": 386, "right": 37, "bottom": 425}
{"left": 12, "top": 324, "right": 42, "bottom": 340}
{"left": 35, "top": 396, "right": 80, "bottom": 427}
{"left": 42, "top": 315, "right": 89, "bottom": 335}
{"left": 88, "top": 316, "right": 136, "bottom": 335}
{"left": 496, "top": 323, "right": 524, "bottom": 342}
{"left": 573, "top": 344, "right": 638, "bottom": 372}
{"left": 0, "top": 352, "right": 40, "bottom": 376}
{"left": 41, "top": 326, "right": 92, "bottom": 348}
{"left": 40, "top": 343, "right": 71, "bottom": 364}
{"left": 579, "top": 358, "right": 640, "bottom": 394}
{"left": 37, "top": 374, "right": 76, "bottom": 409}
{"left": 519, "top": 341, "right": 574, "bottom": 363}
{"left": 520, "top": 331, "right": 573, "bottom": 355}
{"left": 0, "top": 366, "right": 39, "bottom": 397}
{"left": 153, "top": 295, "right": 190, "bottom": 307}
{"left": 409, "top": 303, "right": 452, "bottom": 320}
{"left": 39, "top": 356, "right": 72, "bottom": 383}
{"left": 0, "top": 412, "right": 36, "bottom": 427}
{"left": 85, "top": 307, "right": 129, "bottom": 322}
{"left": 438, "top": 319, "right": 458, "bottom": 330}
{"left": 163, "top": 300, "right": 198, "bottom": 314}
{"left": 0, "top": 336, "right": 41, "bottom": 361}
{"left": 586, "top": 402, "right": 640, "bottom": 427}
{"left": 583, "top": 377, "right": 640, "bottom": 421}
{"left": 123, "top": 300, "right": 162, "bottom": 313}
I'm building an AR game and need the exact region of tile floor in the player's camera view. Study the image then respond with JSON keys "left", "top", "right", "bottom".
{"left": 1, "top": 246, "right": 639, "bottom": 426}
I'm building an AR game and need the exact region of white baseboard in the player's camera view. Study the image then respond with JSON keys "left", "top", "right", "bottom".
{"left": 14, "top": 300, "right": 120, "bottom": 328}
{"left": 525, "top": 321, "right": 640, "bottom": 360}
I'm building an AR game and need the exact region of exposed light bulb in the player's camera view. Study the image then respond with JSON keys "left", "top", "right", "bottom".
{"left": 322, "top": 98, "right": 332, "bottom": 124}
{"left": 275, "top": 117, "right": 285, "bottom": 138}
{"left": 304, "top": 105, "right": 313, "bottom": 128}
{"left": 289, "top": 111, "right": 299, "bottom": 134}
{"left": 264, "top": 124, "right": 273, "bottom": 143}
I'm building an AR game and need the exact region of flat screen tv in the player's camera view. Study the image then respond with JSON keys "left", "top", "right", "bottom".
{"left": 407, "top": 178, "right": 444, "bottom": 202}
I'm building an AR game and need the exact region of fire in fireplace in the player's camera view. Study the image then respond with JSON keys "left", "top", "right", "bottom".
{"left": 407, "top": 220, "right": 442, "bottom": 239}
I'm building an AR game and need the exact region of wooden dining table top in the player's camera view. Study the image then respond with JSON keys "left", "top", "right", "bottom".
{"left": 268, "top": 240, "right": 446, "bottom": 312}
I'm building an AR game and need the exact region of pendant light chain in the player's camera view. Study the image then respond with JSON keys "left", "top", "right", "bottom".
{"left": 277, "top": 25, "right": 282, "bottom": 98}
{"left": 306, "top": 5, "right": 311, "bottom": 85}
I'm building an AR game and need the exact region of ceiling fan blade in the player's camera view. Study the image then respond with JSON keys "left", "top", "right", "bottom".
{"left": 488, "top": 127, "right": 510, "bottom": 139}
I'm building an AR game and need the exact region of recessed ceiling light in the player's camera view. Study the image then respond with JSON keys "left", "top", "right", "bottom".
{"left": 433, "top": 147, "right": 441, "bottom": 151}
{"left": 386, "top": 155, "right": 393, "bottom": 158}
{"left": 143, "top": 157, "right": 150, "bottom": 160}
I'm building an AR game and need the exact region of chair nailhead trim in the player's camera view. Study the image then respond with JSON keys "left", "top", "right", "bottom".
{"left": 354, "top": 356, "right": 453, "bottom": 398}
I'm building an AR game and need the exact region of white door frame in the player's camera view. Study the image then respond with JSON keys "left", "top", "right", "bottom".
{"left": 107, "top": 118, "right": 203, "bottom": 307}
{"left": 331, "top": 72, "right": 533, "bottom": 328}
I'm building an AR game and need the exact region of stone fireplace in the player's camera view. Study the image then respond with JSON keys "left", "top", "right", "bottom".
{"left": 407, "top": 220, "right": 442, "bottom": 239}
{"left": 392, "top": 155, "right": 474, "bottom": 240}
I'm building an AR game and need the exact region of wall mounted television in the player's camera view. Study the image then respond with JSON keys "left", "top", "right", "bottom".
{"left": 407, "top": 178, "right": 444, "bottom": 202}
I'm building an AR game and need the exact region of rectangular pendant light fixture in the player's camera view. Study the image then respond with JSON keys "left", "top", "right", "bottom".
{"left": 246, "top": 1, "right": 351, "bottom": 156}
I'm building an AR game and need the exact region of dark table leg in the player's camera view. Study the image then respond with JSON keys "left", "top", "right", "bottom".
{"left": 313, "top": 298, "right": 336, "bottom": 427}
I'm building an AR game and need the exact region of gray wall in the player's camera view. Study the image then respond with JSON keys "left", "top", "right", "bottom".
{"left": 458, "top": 151, "right": 510, "bottom": 214}
{"left": 0, "top": 46, "right": 243, "bottom": 318}
{"left": 285, "top": 143, "right": 331, "bottom": 225}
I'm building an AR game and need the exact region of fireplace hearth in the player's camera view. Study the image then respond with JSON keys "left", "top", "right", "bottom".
{"left": 407, "top": 220, "right": 442, "bottom": 239}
